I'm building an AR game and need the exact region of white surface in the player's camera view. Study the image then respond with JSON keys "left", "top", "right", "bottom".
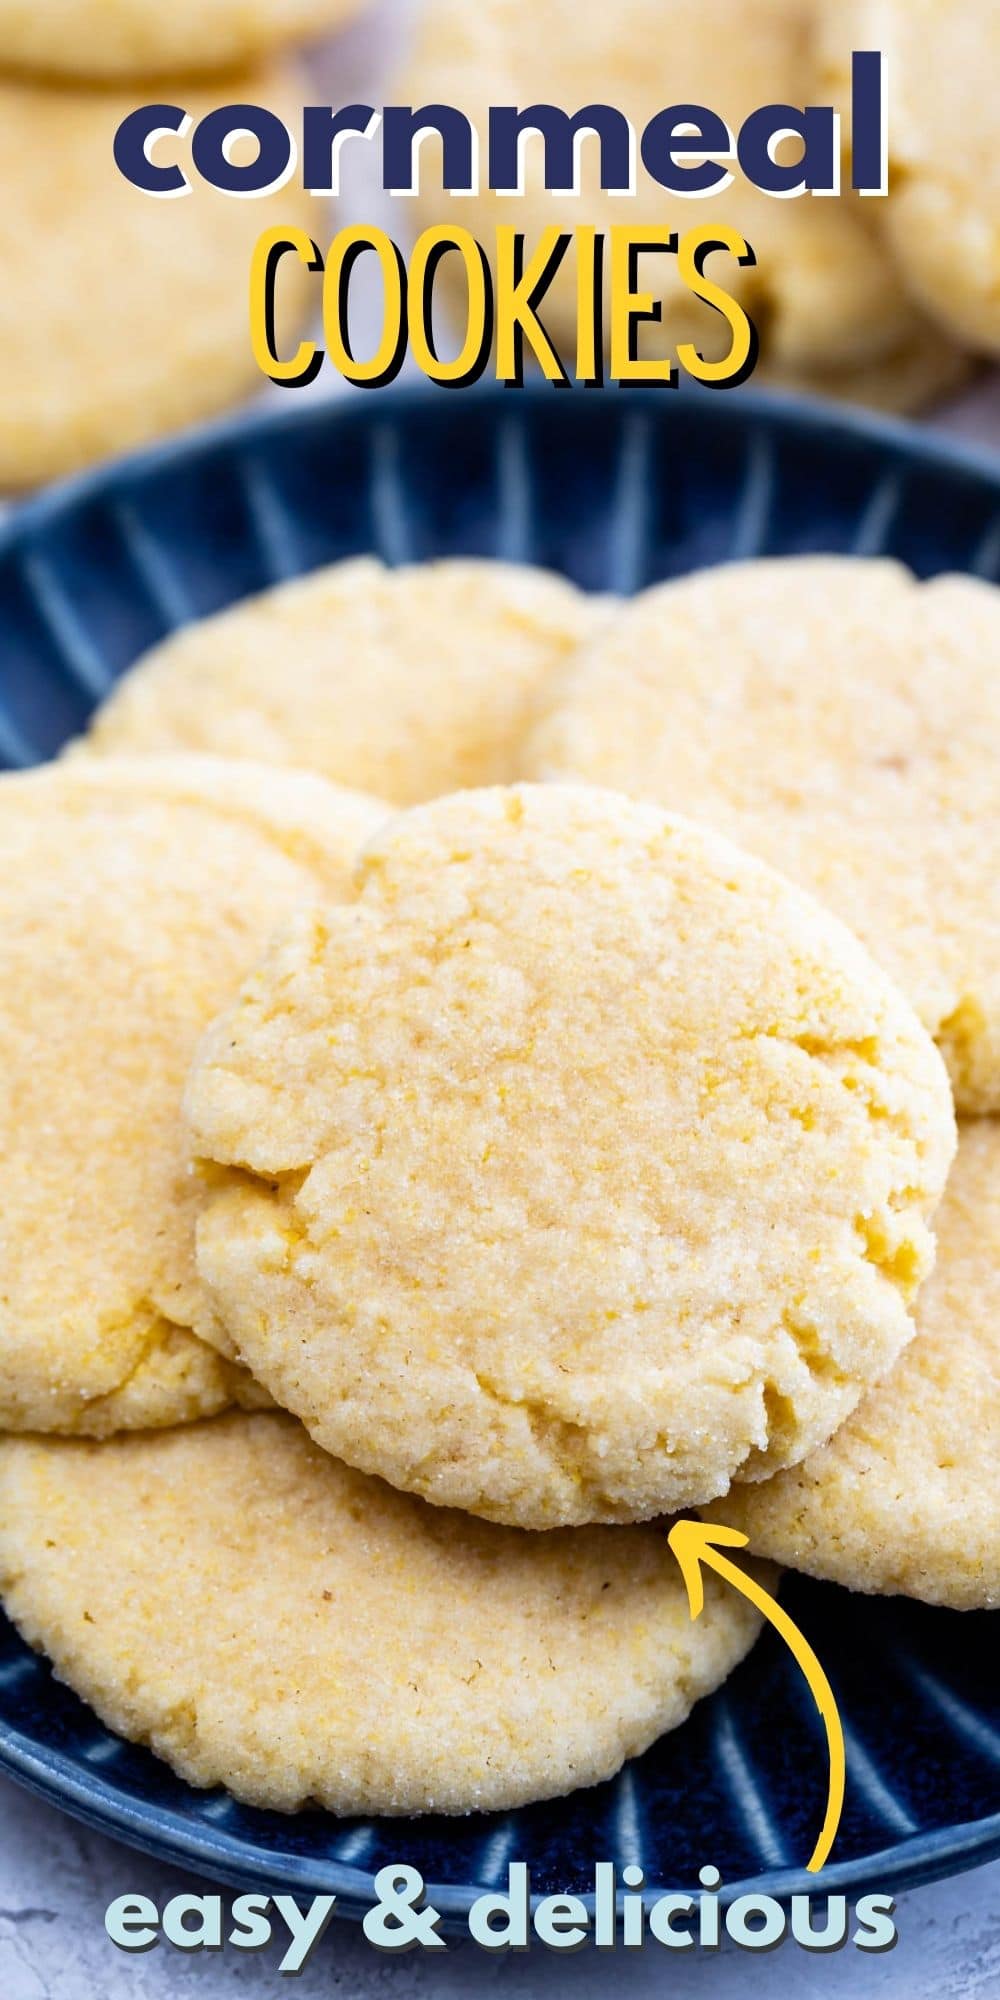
{"left": 1, "top": 8, "right": 998, "bottom": 1994}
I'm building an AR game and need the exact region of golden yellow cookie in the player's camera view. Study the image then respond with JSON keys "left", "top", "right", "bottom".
{"left": 188, "top": 783, "right": 955, "bottom": 1528}
{"left": 817, "top": 0, "right": 1000, "bottom": 357}
{"left": 0, "top": 0, "right": 364, "bottom": 78}
{"left": 0, "top": 1412, "right": 770, "bottom": 1815}
{"left": 527, "top": 558, "right": 1000, "bottom": 1113}
{"left": 707, "top": 1123, "right": 1000, "bottom": 1610}
{"left": 0, "top": 69, "right": 315, "bottom": 488}
{"left": 83, "top": 559, "right": 600, "bottom": 807}
{"left": 0, "top": 755, "right": 385, "bottom": 1435}
{"left": 400, "top": 0, "right": 963, "bottom": 408}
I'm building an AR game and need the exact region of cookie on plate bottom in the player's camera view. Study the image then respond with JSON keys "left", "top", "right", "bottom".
{"left": 0, "top": 1412, "right": 770, "bottom": 1816}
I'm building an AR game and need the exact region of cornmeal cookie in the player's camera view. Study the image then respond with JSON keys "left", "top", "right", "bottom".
{"left": 707, "top": 1123, "right": 1000, "bottom": 1611}
{"left": 755, "top": 328, "right": 969, "bottom": 420}
{"left": 400, "top": 0, "right": 964, "bottom": 409}
{"left": 0, "top": 69, "right": 315, "bottom": 488}
{"left": 0, "top": 755, "right": 385, "bottom": 1436}
{"left": 188, "top": 784, "right": 955, "bottom": 1529}
{"left": 83, "top": 559, "right": 599, "bottom": 808}
{"left": 0, "top": 0, "right": 364, "bottom": 79}
{"left": 0, "top": 1413, "right": 770, "bottom": 1815}
{"left": 526, "top": 558, "right": 1000, "bottom": 1113}
{"left": 817, "top": 1, "right": 1000, "bottom": 357}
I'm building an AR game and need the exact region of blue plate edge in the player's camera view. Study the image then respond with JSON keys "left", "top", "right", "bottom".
{"left": 1, "top": 380, "right": 998, "bottom": 567}
{"left": 1, "top": 1701, "right": 998, "bottom": 1926}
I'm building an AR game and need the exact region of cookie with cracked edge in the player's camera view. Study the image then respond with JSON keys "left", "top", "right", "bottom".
{"left": 187, "top": 782, "right": 955, "bottom": 1528}
{"left": 0, "top": 755, "right": 386, "bottom": 1435}
{"left": 0, "top": 1411, "right": 772, "bottom": 1815}
{"left": 525, "top": 557, "right": 1000, "bottom": 1113}
{"left": 705, "top": 1122, "right": 1000, "bottom": 1611}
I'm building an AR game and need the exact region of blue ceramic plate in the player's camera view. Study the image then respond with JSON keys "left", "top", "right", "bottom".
{"left": 0, "top": 388, "right": 997, "bottom": 1926}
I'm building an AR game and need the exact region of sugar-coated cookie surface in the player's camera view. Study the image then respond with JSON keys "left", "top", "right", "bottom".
{"left": 706, "top": 1123, "right": 1000, "bottom": 1611}
{"left": 527, "top": 558, "right": 1000, "bottom": 1113}
{"left": 188, "top": 784, "right": 955, "bottom": 1528}
{"left": 0, "top": 756, "right": 385, "bottom": 1435}
{"left": 0, "top": 69, "right": 315, "bottom": 487}
{"left": 818, "top": 0, "right": 1000, "bottom": 357}
{"left": 0, "top": 0, "right": 362, "bottom": 78}
{"left": 85, "top": 559, "right": 600, "bottom": 808}
{"left": 0, "top": 1413, "right": 770, "bottom": 1815}
{"left": 399, "top": 0, "right": 964, "bottom": 408}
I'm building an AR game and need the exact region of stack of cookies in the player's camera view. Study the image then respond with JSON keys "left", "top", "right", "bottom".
{"left": 0, "top": 0, "right": 367, "bottom": 490}
{"left": 402, "top": 0, "right": 998, "bottom": 410}
{"left": 4, "top": 0, "right": 998, "bottom": 493}
{"left": 0, "top": 544, "right": 995, "bottom": 1821}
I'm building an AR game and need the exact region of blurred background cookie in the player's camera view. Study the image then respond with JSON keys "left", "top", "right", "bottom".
{"left": 754, "top": 318, "right": 970, "bottom": 416}
{"left": 0, "top": 0, "right": 368, "bottom": 79}
{"left": 0, "top": 1411, "right": 770, "bottom": 1814}
{"left": 0, "top": 67, "right": 316, "bottom": 486}
{"left": 817, "top": 0, "right": 1000, "bottom": 359}
{"left": 707, "top": 1122, "right": 1000, "bottom": 1612}
{"left": 81, "top": 558, "right": 601, "bottom": 805}
{"left": 399, "top": 0, "right": 967, "bottom": 410}
{"left": 0, "top": 755, "right": 384, "bottom": 1436}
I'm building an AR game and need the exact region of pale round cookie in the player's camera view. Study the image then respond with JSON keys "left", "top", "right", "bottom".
{"left": 0, "top": 69, "right": 316, "bottom": 488}
{"left": 817, "top": 1, "right": 1000, "bottom": 357}
{"left": 0, "top": 755, "right": 386, "bottom": 1436}
{"left": 0, "top": 0, "right": 363, "bottom": 77}
{"left": 706, "top": 1123, "right": 1000, "bottom": 1611}
{"left": 187, "top": 783, "right": 955, "bottom": 1529}
{"left": 399, "top": 0, "right": 964, "bottom": 409}
{"left": 83, "top": 559, "right": 600, "bottom": 807}
{"left": 0, "top": 1413, "right": 770, "bottom": 1815}
{"left": 526, "top": 558, "right": 1000, "bottom": 1113}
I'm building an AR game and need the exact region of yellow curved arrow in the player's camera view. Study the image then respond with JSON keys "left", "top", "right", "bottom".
{"left": 668, "top": 1519, "right": 845, "bottom": 1874}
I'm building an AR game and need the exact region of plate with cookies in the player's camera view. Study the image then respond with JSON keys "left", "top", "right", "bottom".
{"left": 0, "top": 386, "right": 996, "bottom": 1927}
